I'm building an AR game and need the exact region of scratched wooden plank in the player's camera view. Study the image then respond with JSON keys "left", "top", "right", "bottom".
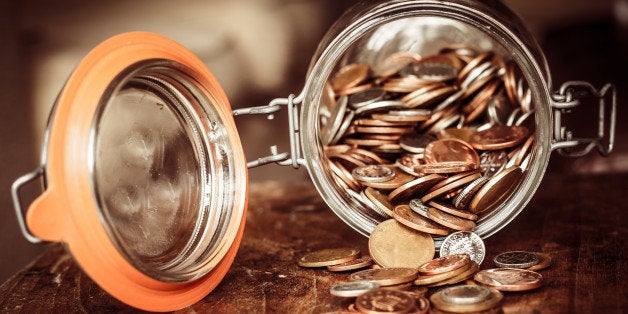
{"left": 0, "top": 175, "right": 626, "bottom": 313}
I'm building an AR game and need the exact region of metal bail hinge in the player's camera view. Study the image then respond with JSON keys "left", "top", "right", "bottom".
{"left": 550, "top": 81, "right": 617, "bottom": 157}
{"left": 233, "top": 92, "right": 305, "bottom": 169}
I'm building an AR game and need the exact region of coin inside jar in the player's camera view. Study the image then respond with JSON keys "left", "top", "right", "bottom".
{"left": 470, "top": 125, "right": 529, "bottom": 150}
{"left": 352, "top": 164, "right": 396, "bottom": 183}
{"left": 424, "top": 138, "right": 480, "bottom": 166}
{"left": 330, "top": 63, "right": 370, "bottom": 91}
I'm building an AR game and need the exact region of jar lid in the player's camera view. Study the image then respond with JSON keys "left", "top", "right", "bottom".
{"left": 25, "top": 32, "right": 248, "bottom": 311}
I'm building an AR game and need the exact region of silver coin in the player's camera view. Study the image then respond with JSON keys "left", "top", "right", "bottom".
{"left": 433, "top": 88, "right": 465, "bottom": 112}
{"left": 329, "top": 110, "right": 355, "bottom": 145}
{"left": 440, "top": 285, "right": 492, "bottom": 305}
{"left": 486, "top": 93, "right": 515, "bottom": 125}
{"left": 352, "top": 165, "right": 395, "bottom": 183}
{"left": 408, "top": 199, "right": 429, "bottom": 218}
{"left": 399, "top": 134, "right": 436, "bottom": 154}
{"left": 388, "top": 109, "right": 432, "bottom": 117}
{"left": 360, "top": 190, "right": 390, "bottom": 218}
{"left": 349, "top": 87, "right": 386, "bottom": 109}
{"left": 460, "top": 61, "right": 492, "bottom": 89}
{"left": 493, "top": 251, "right": 540, "bottom": 269}
{"left": 320, "top": 95, "right": 348, "bottom": 145}
{"left": 505, "top": 107, "right": 521, "bottom": 126}
{"left": 354, "top": 100, "right": 404, "bottom": 115}
{"left": 395, "top": 158, "right": 422, "bottom": 177}
{"left": 414, "top": 62, "right": 458, "bottom": 82}
{"left": 440, "top": 231, "right": 486, "bottom": 265}
{"left": 330, "top": 281, "right": 380, "bottom": 298}
{"left": 479, "top": 151, "right": 508, "bottom": 177}
{"left": 454, "top": 176, "right": 490, "bottom": 210}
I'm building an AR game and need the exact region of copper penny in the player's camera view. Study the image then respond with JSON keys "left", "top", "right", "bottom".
{"left": 468, "top": 166, "right": 523, "bottom": 214}
{"left": 410, "top": 296, "right": 430, "bottom": 314}
{"left": 329, "top": 160, "right": 361, "bottom": 191}
{"left": 428, "top": 261, "right": 480, "bottom": 287}
{"left": 470, "top": 125, "right": 529, "bottom": 150}
{"left": 416, "top": 161, "right": 478, "bottom": 174}
{"left": 362, "top": 167, "right": 415, "bottom": 190}
{"left": 437, "top": 127, "right": 476, "bottom": 143}
{"left": 330, "top": 63, "right": 370, "bottom": 91}
{"left": 368, "top": 220, "right": 434, "bottom": 268}
{"left": 424, "top": 138, "right": 480, "bottom": 166}
{"left": 328, "top": 256, "right": 375, "bottom": 272}
{"left": 388, "top": 174, "right": 446, "bottom": 203}
{"left": 337, "top": 83, "right": 375, "bottom": 96}
{"left": 354, "top": 118, "right": 415, "bottom": 127}
{"left": 344, "top": 137, "right": 398, "bottom": 147}
{"left": 421, "top": 172, "right": 482, "bottom": 203}
{"left": 429, "top": 201, "right": 478, "bottom": 221}
{"left": 418, "top": 254, "right": 471, "bottom": 276}
{"left": 413, "top": 261, "right": 473, "bottom": 285}
{"left": 355, "top": 126, "right": 415, "bottom": 135}
{"left": 474, "top": 268, "right": 543, "bottom": 291}
{"left": 427, "top": 170, "right": 481, "bottom": 193}
{"left": 356, "top": 289, "right": 416, "bottom": 314}
{"left": 427, "top": 206, "right": 476, "bottom": 231}
{"left": 393, "top": 205, "right": 451, "bottom": 236}
{"left": 364, "top": 187, "right": 395, "bottom": 217}
{"left": 297, "top": 248, "right": 360, "bottom": 268}
{"left": 350, "top": 268, "right": 419, "bottom": 286}
{"left": 373, "top": 51, "right": 420, "bottom": 78}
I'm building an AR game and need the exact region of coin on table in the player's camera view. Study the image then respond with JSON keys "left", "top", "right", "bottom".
{"left": 368, "top": 219, "right": 435, "bottom": 268}
{"left": 469, "top": 125, "right": 529, "bottom": 150}
{"left": 468, "top": 166, "right": 523, "bottom": 214}
{"left": 430, "top": 200, "right": 478, "bottom": 221}
{"left": 493, "top": 251, "right": 540, "bottom": 269}
{"left": 428, "top": 261, "right": 479, "bottom": 287}
{"left": 418, "top": 254, "right": 471, "bottom": 276}
{"left": 388, "top": 174, "right": 446, "bottom": 203}
{"left": 352, "top": 165, "right": 396, "bottom": 183}
{"left": 440, "top": 231, "right": 486, "bottom": 265}
{"left": 424, "top": 138, "right": 480, "bottom": 166}
{"left": 527, "top": 252, "right": 553, "bottom": 271}
{"left": 393, "top": 205, "right": 451, "bottom": 236}
{"left": 427, "top": 206, "right": 476, "bottom": 232}
{"left": 297, "top": 248, "right": 360, "bottom": 268}
{"left": 328, "top": 255, "right": 375, "bottom": 272}
{"left": 440, "top": 284, "right": 492, "bottom": 304}
{"left": 430, "top": 285, "right": 503, "bottom": 313}
{"left": 350, "top": 268, "right": 419, "bottom": 286}
{"left": 474, "top": 268, "right": 543, "bottom": 291}
{"left": 414, "top": 261, "right": 474, "bottom": 286}
{"left": 356, "top": 289, "right": 416, "bottom": 314}
{"left": 330, "top": 281, "right": 380, "bottom": 298}
{"left": 330, "top": 63, "right": 370, "bottom": 91}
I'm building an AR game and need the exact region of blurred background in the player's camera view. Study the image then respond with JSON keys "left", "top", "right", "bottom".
{"left": 0, "top": 0, "right": 625, "bottom": 283}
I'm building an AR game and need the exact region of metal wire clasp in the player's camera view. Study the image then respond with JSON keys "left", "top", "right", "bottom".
{"left": 550, "top": 81, "right": 617, "bottom": 157}
{"left": 233, "top": 92, "right": 305, "bottom": 169}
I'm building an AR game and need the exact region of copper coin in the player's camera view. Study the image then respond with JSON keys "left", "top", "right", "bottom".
{"left": 428, "top": 261, "right": 480, "bottom": 287}
{"left": 328, "top": 256, "right": 375, "bottom": 272}
{"left": 337, "top": 82, "right": 375, "bottom": 96}
{"left": 474, "top": 268, "right": 543, "bottom": 291}
{"left": 410, "top": 296, "right": 430, "bottom": 314}
{"left": 421, "top": 172, "right": 482, "bottom": 203}
{"left": 427, "top": 206, "right": 476, "bottom": 231}
{"left": 382, "top": 282, "right": 413, "bottom": 291}
{"left": 355, "top": 126, "right": 415, "bottom": 135}
{"left": 418, "top": 254, "right": 471, "bottom": 275}
{"left": 413, "top": 261, "right": 473, "bottom": 285}
{"left": 527, "top": 252, "right": 553, "bottom": 271}
{"left": 405, "top": 85, "right": 457, "bottom": 108}
{"left": 330, "top": 63, "right": 370, "bottom": 91}
{"left": 416, "top": 161, "right": 478, "bottom": 174}
{"left": 354, "top": 118, "right": 415, "bottom": 127}
{"left": 430, "top": 284, "right": 503, "bottom": 313}
{"left": 468, "top": 166, "right": 523, "bottom": 214}
{"left": 427, "top": 171, "right": 480, "bottom": 193}
{"left": 388, "top": 174, "right": 446, "bottom": 203}
{"left": 368, "top": 219, "right": 435, "bottom": 268}
{"left": 328, "top": 152, "right": 368, "bottom": 170}
{"left": 329, "top": 161, "right": 361, "bottom": 191}
{"left": 349, "top": 148, "right": 387, "bottom": 164}
{"left": 350, "top": 268, "right": 419, "bottom": 287}
{"left": 396, "top": 155, "right": 423, "bottom": 176}
{"left": 437, "top": 127, "right": 476, "bottom": 143}
{"left": 298, "top": 248, "right": 360, "bottom": 268}
{"left": 344, "top": 137, "right": 398, "bottom": 147}
{"left": 393, "top": 205, "right": 451, "bottom": 236}
{"left": 356, "top": 289, "right": 416, "bottom": 314}
{"left": 493, "top": 251, "right": 540, "bottom": 269}
{"left": 362, "top": 167, "right": 415, "bottom": 190}
{"left": 321, "top": 95, "right": 348, "bottom": 145}
{"left": 453, "top": 176, "right": 490, "bottom": 211}
{"left": 363, "top": 134, "right": 404, "bottom": 141}
{"left": 430, "top": 201, "right": 478, "bottom": 221}
{"left": 424, "top": 138, "right": 480, "bottom": 166}
{"left": 364, "top": 187, "right": 395, "bottom": 217}
{"left": 399, "top": 133, "right": 437, "bottom": 154}
{"left": 470, "top": 125, "right": 529, "bottom": 150}
{"left": 373, "top": 51, "right": 420, "bottom": 78}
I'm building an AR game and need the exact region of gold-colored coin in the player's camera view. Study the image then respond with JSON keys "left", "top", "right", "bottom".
{"left": 413, "top": 261, "right": 473, "bottom": 286}
{"left": 297, "top": 248, "right": 360, "bottom": 268}
{"left": 350, "top": 267, "right": 419, "bottom": 286}
{"left": 470, "top": 125, "right": 529, "bottom": 150}
{"left": 330, "top": 63, "right": 370, "bottom": 91}
{"left": 427, "top": 206, "right": 476, "bottom": 231}
{"left": 364, "top": 187, "right": 395, "bottom": 217}
{"left": 368, "top": 219, "right": 435, "bottom": 268}
{"left": 527, "top": 252, "right": 553, "bottom": 271}
{"left": 392, "top": 205, "right": 450, "bottom": 235}
{"left": 468, "top": 166, "right": 523, "bottom": 214}
{"left": 388, "top": 174, "right": 446, "bottom": 203}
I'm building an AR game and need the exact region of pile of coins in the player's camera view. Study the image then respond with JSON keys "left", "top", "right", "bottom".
{"left": 319, "top": 46, "right": 535, "bottom": 236}
{"left": 296, "top": 232, "right": 552, "bottom": 314}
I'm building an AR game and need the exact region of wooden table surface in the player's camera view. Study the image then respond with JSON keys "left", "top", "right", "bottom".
{"left": 1, "top": 173, "right": 626, "bottom": 313}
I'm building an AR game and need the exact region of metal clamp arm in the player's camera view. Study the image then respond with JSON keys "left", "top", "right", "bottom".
{"left": 11, "top": 167, "right": 45, "bottom": 243}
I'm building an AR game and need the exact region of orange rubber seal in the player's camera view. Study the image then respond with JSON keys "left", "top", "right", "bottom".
{"left": 25, "top": 32, "right": 248, "bottom": 311}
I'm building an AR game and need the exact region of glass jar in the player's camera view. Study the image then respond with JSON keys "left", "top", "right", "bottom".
{"left": 12, "top": 0, "right": 616, "bottom": 311}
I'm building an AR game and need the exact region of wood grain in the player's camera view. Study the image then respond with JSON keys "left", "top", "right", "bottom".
{"left": 1, "top": 174, "right": 626, "bottom": 313}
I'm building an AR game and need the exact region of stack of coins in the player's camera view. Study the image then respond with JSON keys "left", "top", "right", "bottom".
{"left": 320, "top": 46, "right": 535, "bottom": 236}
